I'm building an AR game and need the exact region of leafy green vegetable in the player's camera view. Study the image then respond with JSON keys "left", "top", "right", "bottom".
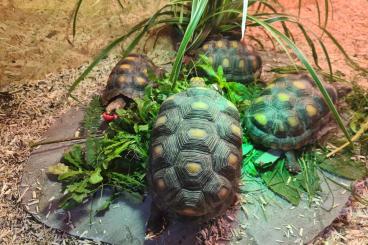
{"left": 317, "top": 153, "right": 367, "bottom": 180}
{"left": 261, "top": 161, "right": 301, "bottom": 206}
{"left": 242, "top": 161, "right": 258, "bottom": 177}
{"left": 89, "top": 168, "right": 103, "bottom": 184}
{"left": 83, "top": 96, "right": 104, "bottom": 135}
{"left": 47, "top": 163, "right": 70, "bottom": 176}
{"left": 53, "top": 75, "right": 190, "bottom": 208}
{"left": 96, "top": 196, "right": 113, "bottom": 214}
{"left": 58, "top": 170, "right": 83, "bottom": 180}
{"left": 196, "top": 55, "right": 263, "bottom": 112}
{"left": 62, "top": 144, "right": 84, "bottom": 169}
{"left": 242, "top": 143, "right": 254, "bottom": 155}
{"left": 297, "top": 153, "right": 321, "bottom": 204}
{"left": 254, "top": 150, "right": 282, "bottom": 169}
{"left": 54, "top": 0, "right": 367, "bottom": 208}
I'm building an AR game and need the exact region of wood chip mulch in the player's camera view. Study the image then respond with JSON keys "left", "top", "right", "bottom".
{"left": 0, "top": 54, "right": 367, "bottom": 244}
{"left": 0, "top": 56, "right": 118, "bottom": 244}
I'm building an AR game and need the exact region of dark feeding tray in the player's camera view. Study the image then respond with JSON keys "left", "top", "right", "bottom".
{"left": 20, "top": 109, "right": 353, "bottom": 244}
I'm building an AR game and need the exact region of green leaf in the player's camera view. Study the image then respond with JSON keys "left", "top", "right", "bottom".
{"left": 72, "top": 192, "right": 88, "bottom": 203}
{"left": 198, "top": 55, "right": 217, "bottom": 78}
{"left": 227, "top": 82, "right": 248, "bottom": 94}
{"left": 254, "top": 150, "right": 282, "bottom": 169}
{"left": 138, "top": 124, "right": 149, "bottom": 132}
{"left": 217, "top": 65, "right": 224, "bottom": 78}
{"left": 261, "top": 162, "right": 301, "bottom": 206}
{"left": 89, "top": 168, "right": 104, "bottom": 184}
{"left": 48, "top": 163, "right": 70, "bottom": 176}
{"left": 170, "top": 0, "right": 209, "bottom": 87}
{"left": 103, "top": 140, "right": 134, "bottom": 164}
{"left": 58, "top": 170, "right": 83, "bottom": 180}
{"left": 85, "top": 137, "right": 101, "bottom": 168}
{"left": 317, "top": 154, "right": 367, "bottom": 180}
{"left": 242, "top": 143, "right": 254, "bottom": 155}
{"left": 96, "top": 196, "right": 113, "bottom": 214}
{"left": 66, "top": 180, "right": 89, "bottom": 194}
{"left": 63, "top": 144, "right": 85, "bottom": 169}
{"left": 297, "top": 154, "right": 321, "bottom": 202}
{"left": 242, "top": 161, "right": 258, "bottom": 177}
{"left": 109, "top": 172, "right": 146, "bottom": 193}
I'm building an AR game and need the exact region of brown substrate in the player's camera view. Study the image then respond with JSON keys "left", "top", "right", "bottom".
{"left": 0, "top": 0, "right": 367, "bottom": 244}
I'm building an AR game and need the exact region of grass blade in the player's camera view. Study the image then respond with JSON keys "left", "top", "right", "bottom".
{"left": 314, "top": 0, "right": 321, "bottom": 27}
{"left": 320, "top": 27, "right": 368, "bottom": 73}
{"left": 323, "top": 0, "right": 329, "bottom": 29}
{"left": 318, "top": 39, "right": 333, "bottom": 81}
{"left": 67, "top": 5, "right": 175, "bottom": 96}
{"left": 67, "top": 16, "right": 152, "bottom": 96}
{"left": 116, "top": 0, "right": 125, "bottom": 11}
{"left": 241, "top": 0, "right": 249, "bottom": 39}
{"left": 67, "top": 34, "right": 130, "bottom": 96}
{"left": 297, "top": 23, "right": 320, "bottom": 68}
{"left": 170, "top": 0, "right": 209, "bottom": 86}
{"left": 72, "top": 0, "right": 84, "bottom": 40}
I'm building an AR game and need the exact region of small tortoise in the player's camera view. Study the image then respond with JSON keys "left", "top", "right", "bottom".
{"left": 146, "top": 78, "right": 243, "bottom": 238}
{"left": 245, "top": 74, "right": 350, "bottom": 173}
{"left": 199, "top": 39, "right": 262, "bottom": 83}
{"left": 101, "top": 54, "right": 162, "bottom": 114}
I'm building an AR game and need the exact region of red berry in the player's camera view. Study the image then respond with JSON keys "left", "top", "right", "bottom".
{"left": 102, "top": 112, "right": 118, "bottom": 122}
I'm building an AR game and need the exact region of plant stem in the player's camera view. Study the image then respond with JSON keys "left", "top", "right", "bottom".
{"left": 327, "top": 118, "right": 368, "bottom": 157}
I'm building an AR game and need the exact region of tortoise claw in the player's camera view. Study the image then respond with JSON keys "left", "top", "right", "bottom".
{"left": 285, "top": 150, "right": 301, "bottom": 174}
{"left": 145, "top": 203, "right": 168, "bottom": 240}
{"left": 285, "top": 162, "right": 301, "bottom": 174}
{"left": 145, "top": 217, "right": 168, "bottom": 240}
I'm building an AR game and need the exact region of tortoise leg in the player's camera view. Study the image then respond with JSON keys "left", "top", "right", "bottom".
{"left": 285, "top": 150, "right": 301, "bottom": 174}
{"left": 105, "top": 97, "right": 126, "bottom": 114}
{"left": 145, "top": 202, "right": 168, "bottom": 240}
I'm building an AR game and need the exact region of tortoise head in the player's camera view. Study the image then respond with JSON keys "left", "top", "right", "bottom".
{"left": 189, "top": 77, "right": 206, "bottom": 87}
{"left": 333, "top": 82, "right": 352, "bottom": 98}
{"left": 154, "top": 66, "right": 166, "bottom": 78}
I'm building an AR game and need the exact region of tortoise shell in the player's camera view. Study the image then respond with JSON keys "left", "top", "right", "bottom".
{"left": 245, "top": 74, "right": 338, "bottom": 151}
{"left": 148, "top": 87, "right": 242, "bottom": 219}
{"left": 101, "top": 54, "right": 159, "bottom": 106}
{"left": 199, "top": 39, "right": 262, "bottom": 83}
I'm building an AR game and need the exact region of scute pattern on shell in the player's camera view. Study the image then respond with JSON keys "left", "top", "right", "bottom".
{"left": 148, "top": 87, "right": 242, "bottom": 219}
{"left": 200, "top": 39, "right": 262, "bottom": 83}
{"left": 245, "top": 74, "right": 338, "bottom": 151}
{"left": 101, "top": 54, "right": 157, "bottom": 106}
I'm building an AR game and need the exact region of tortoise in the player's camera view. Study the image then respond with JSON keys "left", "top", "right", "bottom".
{"left": 198, "top": 38, "right": 262, "bottom": 84}
{"left": 244, "top": 74, "right": 351, "bottom": 173}
{"left": 101, "top": 54, "right": 162, "bottom": 114}
{"left": 146, "top": 77, "right": 243, "bottom": 238}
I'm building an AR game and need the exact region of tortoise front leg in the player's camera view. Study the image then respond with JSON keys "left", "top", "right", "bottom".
{"left": 145, "top": 202, "right": 168, "bottom": 240}
{"left": 285, "top": 150, "right": 301, "bottom": 174}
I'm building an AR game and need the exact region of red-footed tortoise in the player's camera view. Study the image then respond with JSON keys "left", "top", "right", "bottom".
{"left": 245, "top": 74, "right": 351, "bottom": 173}
{"left": 198, "top": 38, "right": 262, "bottom": 83}
{"left": 101, "top": 54, "right": 162, "bottom": 114}
{"left": 146, "top": 77, "right": 243, "bottom": 238}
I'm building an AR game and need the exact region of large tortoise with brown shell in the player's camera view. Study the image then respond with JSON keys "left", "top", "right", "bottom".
{"left": 146, "top": 78, "right": 243, "bottom": 238}
{"left": 245, "top": 74, "right": 350, "bottom": 173}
